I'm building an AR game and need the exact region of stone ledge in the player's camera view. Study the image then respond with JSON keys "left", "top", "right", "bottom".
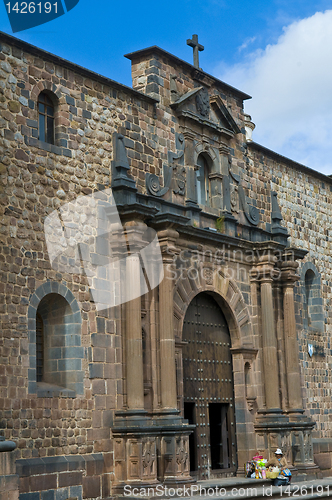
{"left": 313, "top": 438, "right": 332, "bottom": 454}
{"left": 16, "top": 453, "right": 103, "bottom": 477}
{"left": 24, "top": 135, "right": 72, "bottom": 157}
{"left": 36, "top": 382, "right": 76, "bottom": 398}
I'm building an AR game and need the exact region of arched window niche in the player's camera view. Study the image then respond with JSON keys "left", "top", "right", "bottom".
{"left": 195, "top": 153, "right": 211, "bottom": 206}
{"left": 300, "top": 263, "right": 324, "bottom": 333}
{"left": 38, "top": 91, "right": 55, "bottom": 144}
{"left": 28, "top": 283, "right": 84, "bottom": 397}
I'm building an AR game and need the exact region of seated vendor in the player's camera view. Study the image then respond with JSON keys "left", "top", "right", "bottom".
{"left": 266, "top": 448, "right": 288, "bottom": 469}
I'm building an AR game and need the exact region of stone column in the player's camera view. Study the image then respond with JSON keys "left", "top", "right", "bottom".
{"left": 0, "top": 437, "right": 18, "bottom": 500}
{"left": 281, "top": 260, "right": 303, "bottom": 412}
{"left": 257, "top": 252, "right": 281, "bottom": 411}
{"left": 124, "top": 222, "right": 145, "bottom": 411}
{"left": 158, "top": 229, "right": 179, "bottom": 412}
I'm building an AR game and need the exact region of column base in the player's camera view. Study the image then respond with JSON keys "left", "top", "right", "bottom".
{"left": 111, "top": 412, "right": 195, "bottom": 494}
{"left": 254, "top": 411, "right": 317, "bottom": 474}
{"left": 292, "top": 462, "right": 322, "bottom": 481}
{"left": 0, "top": 439, "right": 19, "bottom": 500}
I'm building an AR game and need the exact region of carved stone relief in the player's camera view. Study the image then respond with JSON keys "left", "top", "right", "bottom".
{"left": 176, "top": 436, "right": 189, "bottom": 473}
{"left": 304, "top": 431, "right": 314, "bottom": 463}
{"left": 142, "top": 439, "right": 156, "bottom": 477}
{"left": 203, "top": 267, "right": 213, "bottom": 285}
{"left": 230, "top": 185, "right": 239, "bottom": 213}
{"left": 173, "top": 166, "right": 186, "bottom": 196}
{"left": 227, "top": 155, "right": 260, "bottom": 226}
{"left": 281, "top": 432, "right": 292, "bottom": 464}
{"left": 146, "top": 133, "right": 185, "bottom": 197}
{"left": 195, "top": 87, "right": 210, "bottom": 117}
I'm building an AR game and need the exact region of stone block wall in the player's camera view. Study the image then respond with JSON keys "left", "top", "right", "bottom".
{"left": 247, "top": 143, "right": 332, "bottom": 471}
{"left": 16, "top": 453, "right": 107, "bottom": 500}
{"left": 0, "top": 449, "right": 19, "bottom": 500}
{"left": 0, "top": 33, "right": 169, "bottom": 464}
{"left": 2, "top": 27, "right": 332, "bottom": 491}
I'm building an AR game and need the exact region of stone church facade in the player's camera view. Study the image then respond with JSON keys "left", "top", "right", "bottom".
{"left": 0, "top": 31, "right": 332, "bottom": 499}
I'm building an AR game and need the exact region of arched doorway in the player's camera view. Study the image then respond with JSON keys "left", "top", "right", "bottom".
{"left": 182, "top": 292, "right": 236, "bottom": 479}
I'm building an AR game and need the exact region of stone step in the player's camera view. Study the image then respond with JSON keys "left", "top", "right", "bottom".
{"left": 116, "top": 476, "right": 332, "bottom": 500}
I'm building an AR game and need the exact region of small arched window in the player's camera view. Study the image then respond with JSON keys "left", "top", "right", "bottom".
{"left": 38, "top": 92, "right": 55, "bottom": 144}
{"left": 196, "top": 154, "right": 210, "bottom": 206}
{"left": 305, "top": 269, "right": 315, "bottom": 327}
{"left": 302, "top": 264, "right": 324, "bottom": 333}
{"left": 35, "top": 293, "right": 84, "bottom": 393}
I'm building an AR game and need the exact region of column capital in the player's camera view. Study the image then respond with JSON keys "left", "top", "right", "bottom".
{"left": 182, "top": 129, "right": 196, "bottom": 141}
{"left": 123, "top": 219, "right": 148, "bottom": 253}
{"left": 157, "top": 228, "right": 180, "bottom": 261}
{"left": 279, "top": 260, "right": 300, "bottom": 287}
{"left": 250, "top": 255, "right": 279, "bottom": 284}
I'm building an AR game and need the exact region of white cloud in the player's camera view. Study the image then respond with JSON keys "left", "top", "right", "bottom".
{"left": 238, "top": 36, "right": 256, "bottom": 53}
{"left": 217, "top": 10, "right": 332, "bottom": 175}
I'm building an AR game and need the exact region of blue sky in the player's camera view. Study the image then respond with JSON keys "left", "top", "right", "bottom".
{"left": 2, "top": 0, "right": 332, "bottom": 174}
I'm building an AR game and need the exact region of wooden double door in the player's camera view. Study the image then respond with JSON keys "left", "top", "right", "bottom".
{"left": 182, "top": 293, "right": 236, "bottom": 478}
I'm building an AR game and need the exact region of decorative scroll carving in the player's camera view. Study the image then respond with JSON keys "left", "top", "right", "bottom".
{"left": 146, "top": 172, "right": 169, "bottom": 197}
{"left": 223, "top": 155, "right": 259, "bottom": 225}
{"left": 228, "top": 154, "right": 240, "bottom": 183}
{"left": 238, "top": 186, "right": 260, "bottom": 226}
{"left": 146, "top": 134, "right": 185, "bottom": 197}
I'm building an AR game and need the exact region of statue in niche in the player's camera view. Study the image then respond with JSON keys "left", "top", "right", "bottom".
{"left": 195, "top": 87, "right": 210, "bottom": 117}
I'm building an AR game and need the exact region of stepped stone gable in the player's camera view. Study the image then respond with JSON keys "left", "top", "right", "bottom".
{"left": 0, "top": 30, "right": 332, "bottom": 498}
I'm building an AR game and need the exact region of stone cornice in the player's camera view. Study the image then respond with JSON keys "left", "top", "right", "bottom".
{"left": 174, "top": 109, "right": 235, "bottom": 139}
{"left": 249, "top": 141, "right": 332, "bottom": 184}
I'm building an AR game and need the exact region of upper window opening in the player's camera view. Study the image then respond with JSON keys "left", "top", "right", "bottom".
{"left": 196, "top": 154, "right": 210, "bottom": 206}
{"left": 38, "top": 92, "right": 55, "bottom": 144}
{"left": 305, "top": 269, "right": 315, "bottom": 326}
{"left": 302, "top": 265, "right": 324, "bottom": 333}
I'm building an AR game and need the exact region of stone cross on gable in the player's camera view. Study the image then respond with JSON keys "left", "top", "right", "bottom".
{"left": 187, "top": 34, "right": 204, "bottom": 69}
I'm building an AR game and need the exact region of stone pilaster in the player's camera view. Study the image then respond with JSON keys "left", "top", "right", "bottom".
{"left": 281, "top": 259, "right": 303, "bottom": 412}
{"left": 255, "top": 251, "right": 281, "bottom": 412}
{"left": 125, "top": 252, "right": 145, "bottom": 410}
{"left": 157, "top": 229, "right": 179, "bottom": 412}
{"left": 124, "top": 221, "right": 146, "bottom": 411}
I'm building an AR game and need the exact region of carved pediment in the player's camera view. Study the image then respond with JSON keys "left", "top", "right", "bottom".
{"left": 171, "top": 88, "right": 240, "bottom": 139}
{"left": 209, "top": 95, "right": 241, "bottom": 135}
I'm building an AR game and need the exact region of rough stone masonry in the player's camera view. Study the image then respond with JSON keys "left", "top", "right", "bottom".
{"left": 1, "top": 31, "right": 332, "bottom": 500}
